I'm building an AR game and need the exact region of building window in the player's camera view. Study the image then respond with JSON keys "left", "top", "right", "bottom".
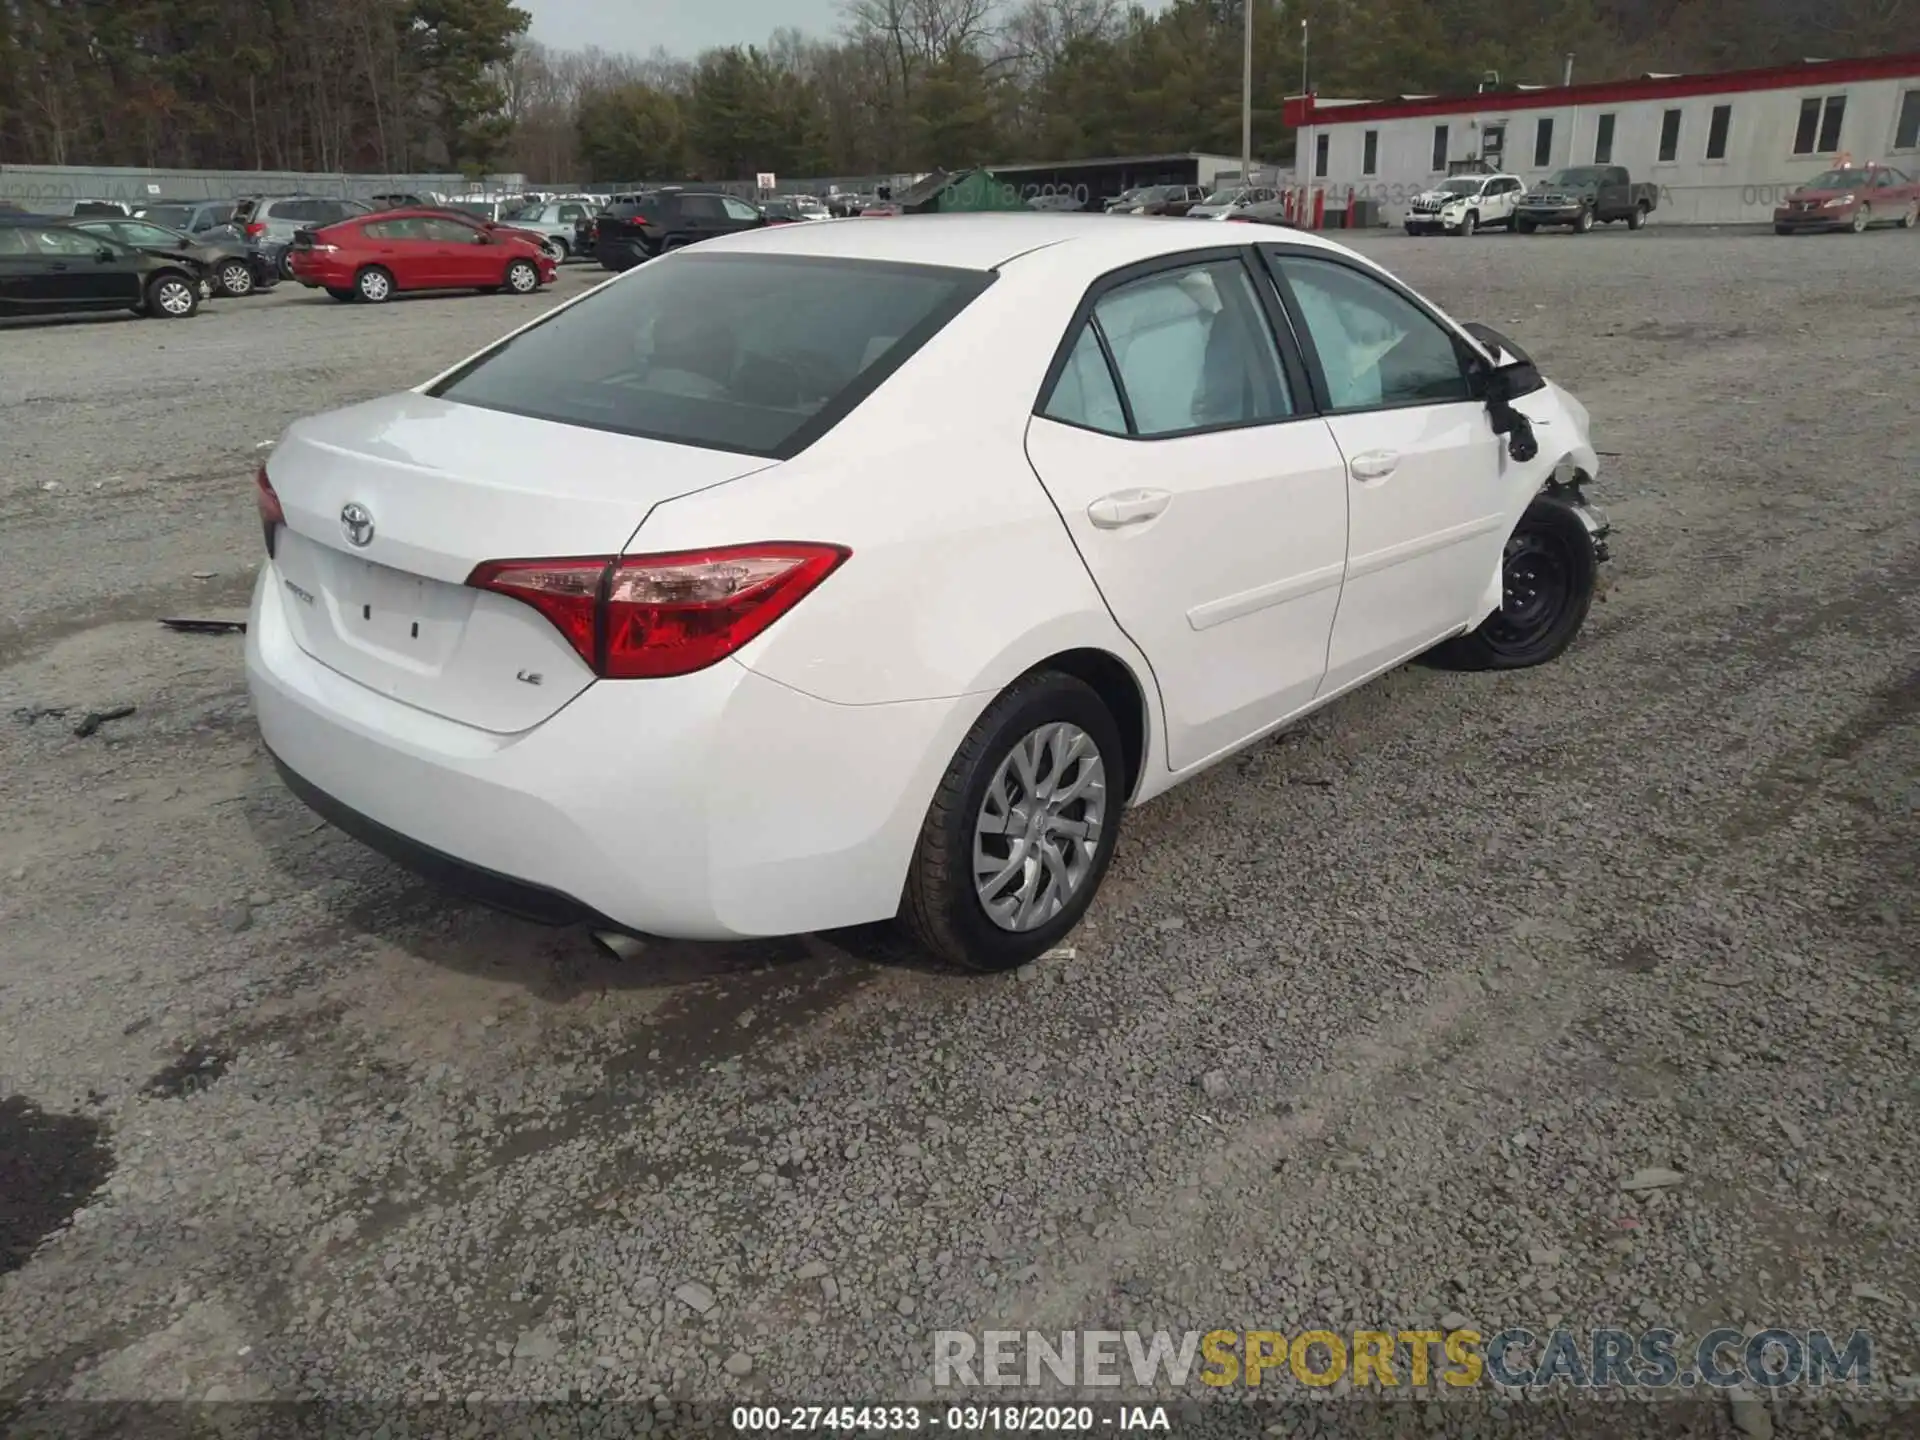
{"left": 1593, "top": 113, "right": 1615, "bottom": 164}
{"left": 1362, "top": 130, "right": 1378, "bottom": 175}
{"left": 1817, "top": 95, "right": 1846, "bottom": 151}
{"left": 1658, "top": 108, "right": 1682, "bottom": 163}
{"left": 1796, "top": 94, "right": 1846, "bottom": 154}
{"left": 1891, "top": 89, "right": 1920, "bottom": 149}
{"left": 1705, "top": 104, "right": 1732, "bottom": 159}
{"left": 1431, "top": 124, "right": 1448, "bottom": 171}
{"left": 1315, "top": 132, "right": 1329, "bottom": 177}
{"left": 1534, "top": 116, "right": 1553, "bottom": 167}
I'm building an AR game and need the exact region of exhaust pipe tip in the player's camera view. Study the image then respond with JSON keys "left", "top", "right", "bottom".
{"left": 590, "top": 929, "right": 646, "bottom": 962}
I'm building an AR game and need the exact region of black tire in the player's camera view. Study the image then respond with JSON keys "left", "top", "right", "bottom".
{"left": 1428, "top": 497, "right": 1598, "bottom": 671}
{"left": 1901, "top": 202, "right": 1918, "bottom": 229}
{"left": 216, "top": 260, "right": 254, "bottom": 296}
{"left": 325, "top": 286, "right": 357, "bottom": 301}
{"left": 549, "top": 237, "right": 570, "bottom": 261}
{"left": 145, "top": 272, "right": 200, "bottom": 319}
{"left": 503, "top": 258, "right": 540, "bottom": 295}
{"left": 355, "top": 266, "right": 394, "bottom": 303}
{"left": 1850, "top": 205, "right": 1871, "bottom": 234}
{"left": 1774, "top": 225, "right": 1793, "bottom": 236}
{"left": 1627, "top": 203, "right": 1648, "bottom": 230}
{"left": 276, "top": 249, "right": 296, "bottom": 281}
{"left": 900, "top": 671, "right": 1126, "bottom": 972}
{"left": 1459, "top": 210, "right": 1478, "bottom": 236}
{"left": 1516, "top": 218, "right": 1536, "bottom": 234}
{"left": 1574, "top": 206, "right": 1594, "bottom": 233}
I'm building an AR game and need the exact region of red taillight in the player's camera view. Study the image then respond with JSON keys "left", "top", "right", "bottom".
{"left": 468, "top": 542, "right": 850, "bottom": 680}
{"left": 245, "top": 221, "right": 266, "bottom": 237}
{"left": 255, "top": 465, "right": 285, "bottom": 557}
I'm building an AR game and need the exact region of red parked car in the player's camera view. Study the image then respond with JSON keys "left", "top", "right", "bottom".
{"left": 287, "top": 208, "right": 556, "bottom": 303}
{"left": 1773, "top": 162, "right": 1920, "bottom": 234}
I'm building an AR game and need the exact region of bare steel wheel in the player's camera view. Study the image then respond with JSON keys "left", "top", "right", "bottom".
{"left": 973, "top": 722, "right": 1108, "bottom": 933}
{"left": 1426, "top": 496, "right": 1599, "bottom": 671}
{"left": 901, "top": 670, "right": 1126, "bottom": 971}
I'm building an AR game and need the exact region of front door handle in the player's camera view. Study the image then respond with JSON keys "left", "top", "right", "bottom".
{"left": 1349, "top": 449, "right": 1400, "bottom": 481}
{"left": 1088, "top": 488, "right": 1172, "bottom": 528}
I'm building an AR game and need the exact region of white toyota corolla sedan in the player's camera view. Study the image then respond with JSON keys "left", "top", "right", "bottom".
{"left": 246, "top": 214, "right": 1610, "bottom": 971}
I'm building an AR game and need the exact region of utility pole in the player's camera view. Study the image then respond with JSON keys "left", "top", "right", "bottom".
{"left": 1240, "top": 0, "right": 1255, "bottom": 184}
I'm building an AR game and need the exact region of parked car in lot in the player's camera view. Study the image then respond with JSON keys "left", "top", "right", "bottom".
{"left": 593, "top": 189, "right": 768, "bottom": 269}
{"left": 1515, "top": 166, "right": 1658, "bottom": 232}
{"left": 286, "top": 209, "right": 555, "bottom": 303}
{"left": 1188, "top": 186, "right": 1281, "bottom": 219}
{"left": 501, "top": 199, "right": 599, "bottom": 258}
{"left": 237, "top": 196, "right": 374, "bottom": 277}
{"left": 762, "top": 196, "right": 832, "bottom": 222}
{"left": 1113, "top": 184, "right": 1208, "bottom": 216}
{"left": 1404, "top": 173, "right": 1526, "bottom": 235}
{"left": 1772, "top": 163, "right": 1919, "bottom": 233}
{"left": 1025, "top": 192, "right": 1089, "bottom": 212}
{"left": 0, "top": 215, "right": 208, "bottom": 320}
{"left": 66, "top": 215, "right": 277, "bottom": 296}
{"left": 246, "top": 213, "right": 1608, "bottom": 972}
{"left": 135, "top": 200, "right": 243, "bottom": 236}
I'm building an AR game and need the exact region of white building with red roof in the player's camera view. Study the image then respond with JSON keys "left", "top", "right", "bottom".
{"left": 1281, "top": 51, "right": 1920, "bottom": 225}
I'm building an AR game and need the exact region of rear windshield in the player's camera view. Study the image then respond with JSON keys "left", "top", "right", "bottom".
{"left": 429, "top": 252, "right": 994, "bottom": 459}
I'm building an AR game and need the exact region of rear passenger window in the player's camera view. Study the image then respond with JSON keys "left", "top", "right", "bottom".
{"left": 1041, "top": 325, "right": 1127, "bottom": 434}
{"left": 1086, "top": 260, "right": 1293, "bottom": 437}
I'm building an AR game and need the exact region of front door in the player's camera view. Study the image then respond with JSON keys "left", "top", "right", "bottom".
{"left": 424, "top": 217, "right": 497, "bottom": 285}
{"left": 1261, "top": 247, "right": 1508, "bottom": 694}
{"left": 32, "top": 225, "right": 143, "bottom": 306}
{"left": 1024, "top": 252, "right": 1350, "bottom": 774}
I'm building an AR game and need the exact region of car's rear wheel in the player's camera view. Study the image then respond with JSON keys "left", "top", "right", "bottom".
{"left": 217, "top": 260, "right": 254, "bottom": 296}
{"left": 276, "top": 249, "right": 296, "bottom": 280}
{"left": 145, "top": 273, "right": 199, "bottom": 319}
{"left": 1627, "top": 202, "right": 1648, "bottom": 230}
{"left": 1429, "top": 497, "right": 1598, "bottom": 671}
{"left": 504, "top": 258, "right": 540, "bottom": 294}
{"left": 901, "top": 672, "right": 1125, "bottom": 972}
{"left": 1774, "top": 225, "right": 1793, "bottom": 235}
{"left": 355, "top": 266, "right": 394, "bottom": 303}
{"left": 1516, "top": 218, "right": 1536, "bottom": 234}
{"left": 549, "top": 237, "right": 570, "bottom": 261}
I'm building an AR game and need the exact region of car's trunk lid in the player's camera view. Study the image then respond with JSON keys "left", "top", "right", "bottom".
{"left": 266, "top": 392, "right": 776, "bottom": 733}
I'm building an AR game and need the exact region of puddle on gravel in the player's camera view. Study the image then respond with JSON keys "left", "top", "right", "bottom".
{"left": 141, "top": 1043, "right": 234, "bottom": 1098}
{"left": 0, "top": 1095, "right": 113, "bottom": 1275}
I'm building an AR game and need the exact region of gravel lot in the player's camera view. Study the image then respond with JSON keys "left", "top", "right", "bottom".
{"left": 2, "top": 231, "right": 1916, "bottom": 1436}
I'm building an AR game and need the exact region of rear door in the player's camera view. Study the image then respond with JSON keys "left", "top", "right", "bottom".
{"left": 0, "top": 227, "right": 39, "bottom": 312}
{"left": 1260, "top": 245, "right": 1506, "bottom": 693}
{"left": 1023, "top": 251, "right": 1350, "bottom": 773}
{"left": 675, "top": 194, "right": 726, "bottom": 246}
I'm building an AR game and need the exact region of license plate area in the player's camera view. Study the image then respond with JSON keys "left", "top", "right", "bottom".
{"left": 331, "top": 556, "right": 470, "bottom": 672}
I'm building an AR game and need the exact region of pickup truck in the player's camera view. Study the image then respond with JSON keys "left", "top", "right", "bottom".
{"left": 1514, "top": 166, "right": 1659, "bottom": 233}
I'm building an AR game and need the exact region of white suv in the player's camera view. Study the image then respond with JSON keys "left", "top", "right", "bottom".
{"left": 1404, "top": 174, "right": 1525, "bottom": 235}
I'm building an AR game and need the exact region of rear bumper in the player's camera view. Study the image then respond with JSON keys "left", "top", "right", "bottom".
{"left": 245, "top": 566, "right": 970, "bottom": 940}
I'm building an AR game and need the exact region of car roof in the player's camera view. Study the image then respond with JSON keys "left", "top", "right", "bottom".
{"left": 692, "top": 211, "right": 1358, "bottom": 273}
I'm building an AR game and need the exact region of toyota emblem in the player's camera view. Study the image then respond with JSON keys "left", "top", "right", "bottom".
{"left": 340, "top": 502, "right": 375, "bottom": 548}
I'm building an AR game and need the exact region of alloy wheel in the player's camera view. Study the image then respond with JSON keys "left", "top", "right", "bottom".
{"left": 155, "top": 280, "right": 195, "bottom": 316}
{"left": 220, "top": 263, "right": 252, "bottom": 296}
{"left": 972, "top": 722, "right": 1108, "bottom": 933}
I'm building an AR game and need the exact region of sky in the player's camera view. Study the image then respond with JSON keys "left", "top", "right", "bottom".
{"left": 517, "top": 0, "right": 851, "bottom": 60}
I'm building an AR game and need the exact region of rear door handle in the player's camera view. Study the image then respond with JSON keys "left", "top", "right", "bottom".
{"left": 1349, "top": 450, "right": 1400, "bottom": 481}
{"left": 1088, "top": 488, "right": 1172, "bottom": 528}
